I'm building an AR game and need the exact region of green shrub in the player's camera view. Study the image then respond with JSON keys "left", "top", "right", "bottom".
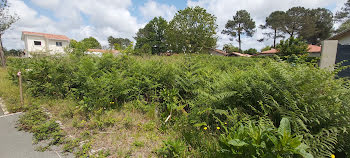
{"left": 8, "top": 54, "right": 350, "bottom": 157}
{"left": 219, "top": 117, "right": 313, "bottom": 157}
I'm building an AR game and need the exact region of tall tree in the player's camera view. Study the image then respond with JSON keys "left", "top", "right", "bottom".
{"left": 107, "top": 36, "right": 131, "bottom": 50}
{"left": 335, "top": 0, "right": 350, "bottom": 33}
{"left": 222, "top": 10, "right": 256, "bottom": 53}
{"left": 223, "top": 43, "right": 239, "bottom": 53}
{"left": 167, "top": 6, "right": 217, "bottom": 53}
{"left": 135, "top": 16, "right": 168, "bottom": 54}
{"left": 336, "top": 20, "right": 350, "bottom": 33}
{"left": 81, "top": 37, "right": 102, "bottom": 49}
{"left": 335, "top": 0, "right": 350, "bottom": 21}
{"left": 0, "top": 0, "right": 19, "bottom": 67}
{"left": 274, "top": 7, "right": 333, "bottom": 44}
{"left": 303, "top": 8, "right": 333, "bottom": 44}
{"left": 282, "top": 7, "right": 308, "bottom": 37}
{"left": 259, "top": 11, "right": 286, "bottom": 48}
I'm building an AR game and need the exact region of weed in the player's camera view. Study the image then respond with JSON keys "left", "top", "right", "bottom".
{"left": 132, "top": 140, "right": 145, "bottom": 148}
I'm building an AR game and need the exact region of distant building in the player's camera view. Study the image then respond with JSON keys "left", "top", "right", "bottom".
{"left": 86, "top": 49, "right": 121, "bottom": 57}
{"left": 209, "top": 49, "right": 252, "bottom": 57}
{"left": 257, "top": 45, "right": 322, "bottom": 57}
{"left": 21, "top": 31, "right": 70, "bottom": 57}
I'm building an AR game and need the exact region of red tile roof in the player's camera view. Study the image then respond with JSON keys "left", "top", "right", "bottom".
{"left": 231, "top": 52, "right": 252, "bottom": 57}
{"left": 260, "top": 45, "right": 321, "bottom": 54}
{"left": 213, "top": 49, "right": 228, "bottom": 56}
{"left": 87, "top": 49, "right": 120, "bottom": 54}
{"left": 22, "top": 31, "right": 70, "bottom": 41}
{"left": 212, "top": 49, "right": 251, "bottom": 57}
{"left": 260, "top": 48, "right": 278, "bottom": 54}
{"left": 308, "top": 45, "right": 321, "bottom": 53}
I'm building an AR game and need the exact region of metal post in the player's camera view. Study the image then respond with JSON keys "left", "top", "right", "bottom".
{"left": 17, "top": 71, "right": 23, "bottom": 106}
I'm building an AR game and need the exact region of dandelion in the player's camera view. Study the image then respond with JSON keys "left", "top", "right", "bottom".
{"left": 331, "top": 154, "right": 335, "bottom": 158}
{"left": 203, "top": 127, "right": 207, "bottom": 130}
{"left": 224, "top": 122, "right": 227, "bottom": 125}
{"left": 217, "top": 127, "right": 220, "bottom": 130}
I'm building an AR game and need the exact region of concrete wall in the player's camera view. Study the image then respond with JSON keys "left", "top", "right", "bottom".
{"left": 25, "top": 35, "right": 47, "bottom": 54}
{"left": 319, "top": 40, "right": 339, "bottom": 70}
{"left": 47, "top": 40, "right": 69, "bottom": 55}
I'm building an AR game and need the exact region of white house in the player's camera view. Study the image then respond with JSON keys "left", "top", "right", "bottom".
{"left": 21, "top": 31, "right": 70, "bottom": 57}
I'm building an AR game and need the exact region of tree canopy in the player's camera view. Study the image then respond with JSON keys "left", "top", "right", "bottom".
{"left": 107, "top": 36, "right": 131, "bottom": 50}
{"left": 223, "top": 44, "right": 239, "bottom": 53}
{"left": 276, "top": 37, "right": 309, "bottom": 56}
{"left": 81, "top": 37, "right": 102, "bottom": 49}
{"left": 222, "top": 10, "right": 256, "bottom": 53}
{"left": 260, "top": 7, "right": 333, "bottom": 46}
{"left": 135, "top": 17, "right": 168, "bottom": 54}
{"left": 259, "top": 11, "right": 286, "bottom": 48}
{"left": 167, "top": 6, "right": 217, "bottom": 53}
{"left": 335, "top": 0, "right": 350, "bottom": 33}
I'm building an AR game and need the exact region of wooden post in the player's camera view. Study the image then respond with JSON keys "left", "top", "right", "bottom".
{"left": 17, "top": 71, "right": 23, "bottom": 106}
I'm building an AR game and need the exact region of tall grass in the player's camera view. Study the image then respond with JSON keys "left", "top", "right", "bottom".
{"left": 6, "top": 53, "right": 350, "bottom": 157}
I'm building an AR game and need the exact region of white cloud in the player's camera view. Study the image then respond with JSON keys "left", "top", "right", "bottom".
{"left": 3, "top": 0, "right": 140, "bottom": 49}
{"left": 2, "top": 0, "right": 346, "bottom": 51}
{"left": 139, "top": 0, "right": 177, "bottom": 21}
{"left": 188, "top": 0, "right": 347, "bottom": 51}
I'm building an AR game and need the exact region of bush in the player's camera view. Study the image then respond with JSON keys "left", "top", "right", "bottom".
{"left": 7, "top": 53, "right": 350, "bottom": 157}
{"left": 276, "top": 37, "right": 309, "bottom": 56}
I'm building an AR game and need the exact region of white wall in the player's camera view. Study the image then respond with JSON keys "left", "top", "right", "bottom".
{"left": 26, "top": 35, "right": 47, "bottom": 53}
{"left": 338, "top": 36, "right": 350, "bottom": 45}
{"left": 47, "top": 40, "right": 69, "bottom": 54}
{"left": 23, "top": 35, "right": 69, "bottom": 56}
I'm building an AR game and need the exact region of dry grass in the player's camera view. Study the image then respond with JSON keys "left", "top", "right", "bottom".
{"left": 36, "top": 98, "right": 169, "bottom": 157}
{"left": 0, "top": 68, "right": 170, "bottom": 157}
{"left": 0, "top": 68, "right": 30, "bottom": 112}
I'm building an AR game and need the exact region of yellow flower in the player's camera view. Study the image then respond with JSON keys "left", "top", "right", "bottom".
{"left": 331, "top": 154, "right": 335, "bottom": 158}
{"left": 203, "top": 127, "right": 207, "bottom": 130}
{"left": 217, "top": 127, "right": 220, "bottom": 130}
{"left": 110, "top": 102, "right": 115, "bottom": 104}
{"left": 224, "top": 122, "right": 227, "bottom": 125}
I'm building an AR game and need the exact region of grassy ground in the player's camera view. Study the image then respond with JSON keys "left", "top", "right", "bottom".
{"left": 0, "top": 67, "right": 170, "bottom": 157}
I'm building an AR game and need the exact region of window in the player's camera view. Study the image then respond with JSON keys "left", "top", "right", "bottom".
{"left": 56, "top": 42, "right": 62, "bottom": 47}
{"left": 34, "top": 41, "right": 41, "bottom": 46}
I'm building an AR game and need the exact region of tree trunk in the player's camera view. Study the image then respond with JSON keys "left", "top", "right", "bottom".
{"left": 273, "top": 29, "right": 277, "bottom": 48}
{"left": 238, "top": 32, "right": 241, "bottom": 53}
{"left": 0, "top": 34, "right": 6, "bottom": 67}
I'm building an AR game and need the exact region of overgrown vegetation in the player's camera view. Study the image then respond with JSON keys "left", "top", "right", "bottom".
{"left": 5, "top": 51, "right": 350, "bottom": 157}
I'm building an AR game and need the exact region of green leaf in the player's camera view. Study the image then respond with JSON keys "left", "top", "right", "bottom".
{"left": 194, "top": 122, "right": 207, "bottom": 127}
{"left": 228, "top": 139, "right": 248, "bottom": 147}
{"left": 278, "top": 117, "right": 291, "bottom": 135}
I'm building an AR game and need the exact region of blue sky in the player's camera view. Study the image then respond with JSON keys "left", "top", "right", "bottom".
{"left": 3, "top": 0, "right": 347, "bottom": 50}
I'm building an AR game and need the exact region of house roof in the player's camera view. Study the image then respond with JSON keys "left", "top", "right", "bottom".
{"left": 260, "top": 48, "right": 278, "bottom": 54}
{"left": 22, "top": 31, "right": 70, "bottom": 41}
{"left": 87, "top": 49, "right": 120, "bottom": 53}
{"left": 308, "top": 45, "right": 322, "bottom": 53}
{"left": 230, "top": 52, "right": 252, "bottom": 57}
{"left": 260, "top": 45, "right": 321, "bottom": 54}
{"left": 212, "top": 49, "right": 228, "bottom": 56}
{"left": 211, "top": 49, "right": 251, "bottom": 57}
{"left": 329, "top": 28, "right": 350, "bottom": 40}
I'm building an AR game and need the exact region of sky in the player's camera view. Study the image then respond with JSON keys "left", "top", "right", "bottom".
{"left": 2, "top": 0, "right": 348, "bottom": 51}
